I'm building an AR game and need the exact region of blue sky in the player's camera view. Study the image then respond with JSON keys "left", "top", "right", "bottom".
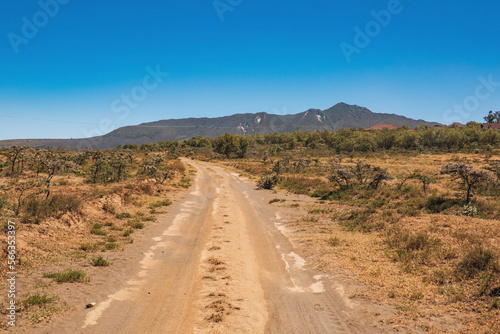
{"left": 0, "top": 0, "right": 499, "bottom": 139}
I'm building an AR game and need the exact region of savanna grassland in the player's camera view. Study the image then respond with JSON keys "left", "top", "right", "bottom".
{"left": 183, "top": 125, "right": 500, "bottom": 333}
{"left": 0, "top": 145, "right": 193, "bottom": 327}
{"left": 1, "top": 123, "right": 500, "bottom": 332}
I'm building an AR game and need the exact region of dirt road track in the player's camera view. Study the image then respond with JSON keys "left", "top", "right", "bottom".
{"left": 29, "top": 160, "right": 393, "bottom": 334}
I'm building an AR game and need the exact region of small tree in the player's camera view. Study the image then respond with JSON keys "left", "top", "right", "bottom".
{"left": 141, "top": 154, "right": 174, "bottom": 184}
{"left": 397, "top": 172, "right": 436, "bottom": 194}
{"left": 484, "top": 110, "right": 500, "bottom": 123}
{"left": 328, "top": 164, "right": 354, "bottom": 190}
{"left": 440, "top": 163, "right": 493, "bottom": 203}
{"left": 328, "top": 162, "right": 388, "bottom": 191}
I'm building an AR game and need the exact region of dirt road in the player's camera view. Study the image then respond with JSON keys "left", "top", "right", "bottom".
{"left": 32, "top": 161, "right": 392, "bottom": 333}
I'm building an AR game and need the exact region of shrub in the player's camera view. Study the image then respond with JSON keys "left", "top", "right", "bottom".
{"left": 80, "top": 242, "right": 100, "bottom": 252}
{"left": 425, "top": 195, "right": 459, "bottom": 213}
{"left": 22, "top": 293, "right": 56, "bottom": 307}
{"left": 129, "top": 221, "right": 144, "bottom": 229}
{"left": 22, "top": 194, "right": 82, "bottom": 224}
{"left": 257, "top": 173, "right": 279, "bottom": 190}
{"left": 43, "top": 269, "right": 89, "bottom": 283}
{"left": 386, "top": 228, "right": 441, "bottom": 264}
{"left": 149, "top": 199, "right": 172, "bottom": 209}
{"left": 455, "top": 247, "right": 498, "bottom": 279}
{"left": 91, "top": 228, "right": 106, "bottom": 236}
{"left": 269, "top": 198, "right": 282, "bottom": 204}
{"left": 102, "top": 202, "right": 116, "bottom": 214}
{"left": 90, "top": 255, "right": 110, "bottom": 267}
{"left": 328, "top": 237, "right": 340, "bottom": 246}
{"left": 459, "top": 203, "right": 478, "bottom": 217}
{"left": 116, "top": 212, "right": 132, "bottom": 219}
{"left": 328, "top": 161, "right": 389, "bottom": 191}
{"left": 122, "top": 228, "right": 134, "bottom": 237}
{"left": 337, "top": 208, "right": 377, "bottom": 232}
{"left": 105, "top": 242, "right": 120, "bottom": 250}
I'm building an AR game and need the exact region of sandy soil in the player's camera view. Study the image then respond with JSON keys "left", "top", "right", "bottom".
{"left": 9, "top": 160, "right": 398, "bottom": 334}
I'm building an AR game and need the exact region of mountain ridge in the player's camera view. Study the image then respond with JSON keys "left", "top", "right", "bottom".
{"left": 0, "top": 103, "right": 440, "bottom": 149}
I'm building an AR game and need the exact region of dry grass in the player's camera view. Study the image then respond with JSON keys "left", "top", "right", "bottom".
{"left": 225, "top": 152, "right": 500, "bottom": 333}
{"left": 0, "top": 156, "right": 194, "bottom": 328}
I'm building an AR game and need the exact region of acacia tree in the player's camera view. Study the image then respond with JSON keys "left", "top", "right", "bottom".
{"left": 484, "top": 110, "right": 500, "bottom": 123}
{"left": 440, "top": 163, "right": 493, "bottom": 203}
{"left": 397, "top": 172, "right": 436, "bottom": 194}
{"left": 0, "top": 146, "right": 27, "bottom": 175}
{"left": 141, "top": 154, "right": 173, "bottom": 184}
{"left": 328, "top": 161, "right": 388, "bottom": 191}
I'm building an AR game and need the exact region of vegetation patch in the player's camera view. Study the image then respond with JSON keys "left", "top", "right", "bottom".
{"left": 43, "top": 269, "right": 89, "bottom": 283}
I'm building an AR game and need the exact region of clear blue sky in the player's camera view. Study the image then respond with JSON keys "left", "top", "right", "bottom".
{"left": 1, "top": 0, "right": 499, "bottom": 139}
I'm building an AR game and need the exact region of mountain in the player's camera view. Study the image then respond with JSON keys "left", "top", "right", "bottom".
{"left": 0, "top": 103, "right": 440, "bottom": 149}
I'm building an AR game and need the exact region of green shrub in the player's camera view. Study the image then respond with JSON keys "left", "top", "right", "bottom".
{"left": 149, "top": 199, "right": 172, "bottom": 209}
{"left": 80, "top": 242, "right": 100, "bottom": 252}
{"left": 257, "top": 173, "right": 279, "bottom": 190}
{"left": 22, "top": 293, "right": 56, "bottom": 307}
{"left": 116, "top": 212, "right": 132, "bottom": 219}
{"left": 122, "top": 228, "right": 134, "bottom": 237}
{"left": 129, "top": 221, "right": 144, "bottom": 229}
{"left": 328, "top": 237, "right": 340, "bottom": 246}
{"left": 90, "top": 255, "right": 110, "bottom": 267}
{"left": 269, "top": 198, "right": 285, "bottom": 204}
{"left": 104, "top": 242, "right": 120, "bottom": 250}
{"left": 43, "top": 269, "right": 89, "bottom": 283}
{"left": 91, "top": 228, "right": 107, "bottom": 236}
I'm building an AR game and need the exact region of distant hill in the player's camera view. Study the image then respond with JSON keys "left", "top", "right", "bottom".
{"left": 0, "top": 103, "right": 440, "bottom": 149}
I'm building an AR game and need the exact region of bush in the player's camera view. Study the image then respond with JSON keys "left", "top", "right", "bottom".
{"left": 129, "top": 221, "right": 144, "bottom": 229}
{"left": 257, "top": 173, "right": 279, "bottom": 190}
{"left": 90, "top": 255, "right": 110, "bottom": 267}
{"left": 329, "top": 161, "right": 388, "bottom": 191}
{"left": 122, "top": 228, "right": 134, "bottom": 237}
{"left": 456, "top": 247, "right": 498, "bottom": 279}
{"left": 269, "top": 198, "right": 285, "bottom": 204}
{"left": 22, "top": 293, "right": 56, "bottom": 307}
{"left": 91, "top": 228, "right": 106, "bottom": 236}
{"left": 336, "top": 208, "right": 377, "bottom": 232}
{"left": 43, "top": 269, "right": 89, "bottom": 283}
{"left": 22, "top": 194, "right": 82, "bottom": 224}
{"left": 149, "top": 199, "right": 172, "bottom": 209}
{"left": 116, "top": 212, "right": 132, "bottom": 219}
{"left": 104, "top": 242, "right": 120, "bottom": 250}
{"left": 80, "top": 242, "right": 100, "bottom": 252}
{"left": 425, "top": 195, "right": 459, "bottom": 213}
{"left": 386, "top": 228, "right": 441, "bottom": 264}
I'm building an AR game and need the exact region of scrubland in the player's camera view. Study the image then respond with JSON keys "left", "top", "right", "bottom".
{"left": 0, "top": 147, "right": 192, "bottom": 327}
